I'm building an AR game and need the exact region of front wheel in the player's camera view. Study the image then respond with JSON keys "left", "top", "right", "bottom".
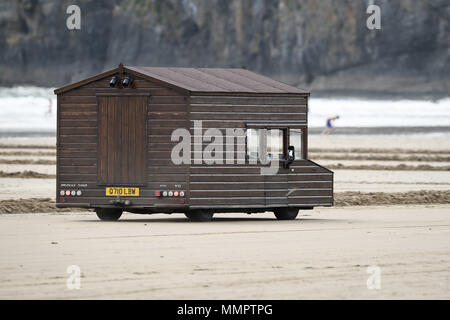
{"left": 95, "top": 208, "right": 123, "bottom": 221}
{"left": 274, "top": 208, "right": 299, "bottom": 220}
{"left": 184, "top": 210, "right": 214, "bottom": 222}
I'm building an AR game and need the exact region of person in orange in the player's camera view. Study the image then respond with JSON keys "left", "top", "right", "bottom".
{"left": 321, "top": 115, "right": 339, "bottom": 136}
{"left": 45, "top": 98, "right": 52, "bottom": 116}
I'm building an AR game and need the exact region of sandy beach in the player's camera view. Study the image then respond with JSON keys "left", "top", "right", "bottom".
{"left": 0, "top": 133, "right": 449, "bottom": 299}
{"left": 1, "top": 133, "right": 449, "bottom": 199}
{"left": 0, "top": 206, "right": 449, "bottom": 299}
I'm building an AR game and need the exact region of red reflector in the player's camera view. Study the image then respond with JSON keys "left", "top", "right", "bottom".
{"left": 180, "top": 199, "right": 185, "bottom": 204}
{"left": 155, "top": 191, "right": 161, "bottom": 197}
{"left": 174, "top": 191, "right": 179, "bottom": 197}
{"left": 61, "top": 198, "right": 65, "bottom": 203}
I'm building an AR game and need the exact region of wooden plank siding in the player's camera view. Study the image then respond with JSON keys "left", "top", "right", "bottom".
{"left": 56, "top": 68, "right": 333, "bottom": 211}
{"left": 57, "top": 74, "right": 189, "bottom": 208}
{"left": 97, "top": 95, "right": 148, "bottom": 185}
{"left": 188, "top": 94, "right": 333, "bottom": 209}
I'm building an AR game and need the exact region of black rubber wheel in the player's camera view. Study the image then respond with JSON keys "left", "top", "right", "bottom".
{"left": 184, "top": 210, "right": 214, "bottom": 222}
{"left": 95, "top": 208, "right": 123, "bottom": 221}
{"left": 274, "top": 208, "right": 299, "bottom": 220}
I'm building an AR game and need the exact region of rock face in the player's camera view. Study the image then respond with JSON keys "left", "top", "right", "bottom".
{"left": 0, "top": 0, "right": 448, "bottom": 97}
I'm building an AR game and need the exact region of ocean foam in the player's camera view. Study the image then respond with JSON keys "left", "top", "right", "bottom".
{"left": 0, "top": 87, "right": 449, "bottom": 133}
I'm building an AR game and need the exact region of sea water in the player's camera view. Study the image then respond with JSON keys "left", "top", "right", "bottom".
{"left": 0, "top": 87, "right": 449, "bottom": 135}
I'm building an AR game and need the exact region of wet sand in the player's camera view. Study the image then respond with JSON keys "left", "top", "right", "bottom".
{"left": 0, "top": 131, "right": 449, "bottom": 235}
{"left": 308, "top": 133, "right": 450, "bottom": 151}
{"left": 0, "top": 134, "right": 449, "bottom": 197}
{"left": 2, "top": 190, "right": 449, "bottom": 214}
{"left": 0, "top": 170, "right": 54, "bottom": 179}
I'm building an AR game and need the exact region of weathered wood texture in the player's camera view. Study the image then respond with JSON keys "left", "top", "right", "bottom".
{"left": 97, "top": 96, "right": 147, "bottom": 185}
{"left": 57, "top": 74, "right": 189, "bottom": 206}
{"left": 56, "top": 69, "right": 332, "bottom": 211}
{"left": 188, "top": 94, "right": 332, "bottom": 209}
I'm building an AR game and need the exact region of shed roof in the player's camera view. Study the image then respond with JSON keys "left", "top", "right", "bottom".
{"left": 127, "top": 67, "right": 307, "bottom": 94}
{"left": 55, "top": 65, "right": 307, "bottom": 94}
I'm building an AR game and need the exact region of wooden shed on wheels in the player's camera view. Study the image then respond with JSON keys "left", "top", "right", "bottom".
{"left": 55, "top": 63, "right": 333, "bottom": 221}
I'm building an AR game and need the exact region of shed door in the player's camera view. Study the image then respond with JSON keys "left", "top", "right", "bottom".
{"left": 98, "top": 96, "right": 147, "bottom": 185}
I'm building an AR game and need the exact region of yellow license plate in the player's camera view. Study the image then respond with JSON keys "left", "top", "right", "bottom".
{"left": 105, "top": 187, "right": 139, "bottom": 197}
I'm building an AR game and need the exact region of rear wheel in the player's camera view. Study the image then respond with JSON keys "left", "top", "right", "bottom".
{"left": 95, "top": 208, "right": 123, "bottom": 221}
{"left": 184, "top": 210, "right": 214, "bottom": 222}
{"left": 274, "top": 207, "right": 299, "bottom": 220}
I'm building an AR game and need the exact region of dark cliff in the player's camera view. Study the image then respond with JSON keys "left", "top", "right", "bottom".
{"left": 0, "top": 0, "right": 449, "bottom": 97}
